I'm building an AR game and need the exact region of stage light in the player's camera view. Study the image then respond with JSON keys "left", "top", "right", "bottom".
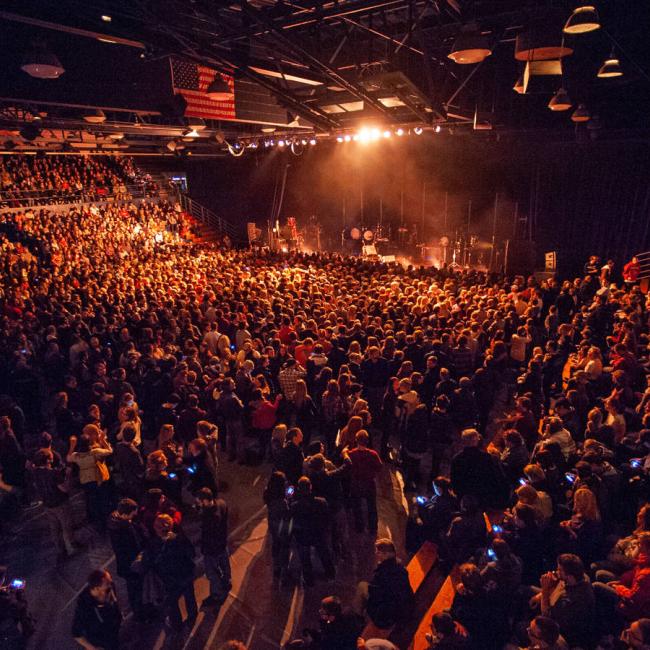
{"left": 83, "top": 109, "right": 106, "bottom": 124}
{"left": 563, "top": 6, "right": 600, "bottom": 34}
{"left": 21, "top": 42, "right": 65, "bottom": 79}
{"left": 548, "top": 87, "right": 572, "bottom": 111}
{"left": 309, "top": 138, "right": 316, "bottom": 145}
{"left": 383, "top": 130, "right": 391, "bottom": 138}
{"left": 336, "top": 136, "right": 344, "bottom": 143}
{"left": 101, "top": 14, "right": 112, "bottom": 22}
{"left": 358, "top": 127, "right": 372, "bottom": 143}
{"left": 278, "top": 139, "right": 286, "bottom": 147}
{"left": 352, "top": 134, "right": 359, "bottom": 141}
{"left": 435, "top": 125, "right": 442, "bottom": 133}
{"left": 301, "top": 139, "right": 307, "bottom": 145}
{"left": 370, "top": 128, "right": 380, "bottom": 140}
{"left": 206, "top": 76, "right": 232, "bottom": 101}
{"left": 598, "top": 57, "right": 623, "bottom": 78}
{"left": 414, "top": 126, "right": 423, "bottom": 135}
{"left": 396, "top": 128, "right": 404, "bottom": 136}
{"left": 344, "top": 134, "right": 351, "bottom": 142}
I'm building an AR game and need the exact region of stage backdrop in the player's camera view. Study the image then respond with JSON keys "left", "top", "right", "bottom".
{"left": 183, "top": 137, "right": 650, "bottom": 276}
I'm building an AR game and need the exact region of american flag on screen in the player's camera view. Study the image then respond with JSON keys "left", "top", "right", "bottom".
{"left": 170, "top": 58, "right": 235, "bottom": 120}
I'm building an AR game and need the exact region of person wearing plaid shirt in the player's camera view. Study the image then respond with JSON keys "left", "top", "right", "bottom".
{"left": 278, "top": 358, "right": 306, "bottom": 400}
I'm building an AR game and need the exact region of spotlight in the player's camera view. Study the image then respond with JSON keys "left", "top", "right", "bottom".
{"left": 358, "top": 127, "right": 371, "bottom": 143}
{"left": 21, "top": 42, "right": 65, "bottom": 79}
{"left": 370, "top": 128, "right": 380, "bottom": 140}
{"left": 301, "top": 139, "right": 307, "bottom": 145}
{"left": 83, "top": 109, "right": 106, "bottom": 124}
{"left": 383, "top": 130, "right": 391, "bottom": 138}
{"left": 598, "top": 57, "right": 623, "bottom": 78}
{"left": 413, "top": 127, "right": 423, "bottom": 135}
{"left": 344, "top": 134, "right": 351, "bottom": 142}
{"left": 396, "top": 128, "right": 404, "bottom": 136}
{"left": 352, "top": 135, "right": 359, "bottom": 141}
{"left": 336, "top": 136, "right": 344, "bottom": 143}
{"left": 101, "top": 14, "right": 112, "bottom": 22}
{"left": 269, "top": 140, "right": 275, "bottom": 146}
{"left": 278, "top": 140, "right": 286, "bottom": 147}
{"left": 435, "top": 125, "right": 442, "bottom": 133}
{"left": 206, "top": 75, "right": 232, "bottom": 101}
{"left": 309, "top": 138, "right": 317, "bottom": 145}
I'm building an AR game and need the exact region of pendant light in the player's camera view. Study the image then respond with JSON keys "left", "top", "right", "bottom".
{"left": 571, "top": 104, "right": 590, "bottom": 122}
{"left": 83, "top": 109, "right": 106, "bottom": 124}
{"left": 548, "top": 87, "right": 572, "bottom": 111}
{"left": 21, "top": 42, "right": 65, "bottom": 79}
{"left": 597, "top": 54, "right": 623, "bottom": 78}
{"left": 448, "top": 28, "right": 492, "bottom": 64}
{"left": 206, "top": 75, "right": 232, "bottom": 101}
{"left": 513, "top": 75, "right": 525, "bottom": 94}
{"left": 563, "top": 6, "right": 600, "bottom": 34}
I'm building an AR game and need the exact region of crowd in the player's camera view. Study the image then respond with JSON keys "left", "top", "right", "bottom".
{"left": 0, "top": 155, "right": 145, "bottom": 207}
{"left": 0, "top": 156, "right": 649, "bottom": 649}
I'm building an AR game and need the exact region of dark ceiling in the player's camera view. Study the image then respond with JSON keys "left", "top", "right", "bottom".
{"left": 0, "top": 1, "right": 649, "bottom": 154}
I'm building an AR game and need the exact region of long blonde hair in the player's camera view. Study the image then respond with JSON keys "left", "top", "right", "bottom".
{"left": 573, "top": 487, "right": 601, "bottom": 521}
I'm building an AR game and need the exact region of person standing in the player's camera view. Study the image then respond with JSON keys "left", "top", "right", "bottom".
{"left": 145, "top": 514, "right": 197, "bottom": 630}
{"left": 107, "top": 499, "right": 145, "bottom": 621}
{"left": 71, "top": 569, "right": 122, "bottom": 650}
{"left": 31, "top": 449, "right": 76, "bottom": 559}
{"left": 196, "top": 488, "right": 231, "bottom": 610}
{"left": 289, "top": 476, "right": 335, "bottom": 587}
{"left": 347, "top": 430, "right": 383, "bottom": 534}
{"left": 263, "top": 471, "right": 290, "bottom": 581}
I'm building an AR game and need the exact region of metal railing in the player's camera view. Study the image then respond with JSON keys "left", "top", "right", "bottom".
{"left": 179, "top": 193, "right": 242, "bottom": 242}
{"left": 636, "top": 251, "right": 650, "bottom": 279}
{"left": 0, "top": 183, "right": 156, "bottom": 209}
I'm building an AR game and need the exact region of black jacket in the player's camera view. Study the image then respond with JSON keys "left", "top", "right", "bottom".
{"left": 450, "top": 446, "right": 509, "bottom": 509}
{"left": 71, "top": 587, "right": 121, "bottom": 650}
{"left": 289, "top": 494, "right": 330, "bottom": 546}
{"left": 200, "top": 499, "right": 228, "bottom": 556}
{"left": 108, "top": 513, "right": 142, "bottom": 577}
{"left": 275, "top": 442, "right": 304, "bottom": 485}
{"left": 145, "top": 533, "right": 195, "bottom": 590}
{"left": 366, "top": 557, "right": 414, "bottom": 629}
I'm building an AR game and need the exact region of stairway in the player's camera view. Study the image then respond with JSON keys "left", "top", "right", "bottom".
{"left": 179, "top": 193, "right": 243, "bottom": 244}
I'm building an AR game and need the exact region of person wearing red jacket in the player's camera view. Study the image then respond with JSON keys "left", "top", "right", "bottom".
{"left": 347, "top": 430, "right": 383, "bottom": 535}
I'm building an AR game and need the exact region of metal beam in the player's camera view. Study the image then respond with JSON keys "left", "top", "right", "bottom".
{"left": 239, "top": 2, "right": 394, "bottom": 120}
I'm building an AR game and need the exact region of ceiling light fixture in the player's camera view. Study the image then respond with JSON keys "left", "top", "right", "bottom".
{"left": 383, "top": 130, "right": 391, "bottom": 138}
{"left": 186, "top": 117, "right": 206, "bottom": 131}
{"left": 548, "top": 87, "right": 572, "bottom": 111}
{"left": 278, "top": 140, "right": 286, "bottom": 147}
{"left": 598, "top": 55, "right": 623, "bottom": 78}
{"left": 396, "top": 128, "right": 404, "bottom": 136}
{"left": 413, "top": 127, "right": 423, "bottom": 135}
{"left": 108, "top": 132, "right": 125, "bottom": 140}
{"left": 563, "top": 6, "right": 600, "bottom": 34}
{"left": 101, "top": 14, "right": 112, "bottom": 22}
{"left": 261, "top": 127, "right": 276, "bottom": 134}
{"left": 309, "top": 138, "right": 317, "bottom": 145}
{"left": 513, "top": 75, "right": 525, "bottom": 94}
{"left": 83, "top": 109, "right": 106, "bottom": 124}
{"left": 21, "top": 42, "right": 65, "bottom": 79}
{"left": 571, "top": 104, "right": 590, "bottom": 122}
{"left": 344, "top": 134, "right": 351, "bottom": 142}
{"left": 336, "top": 136, "right": 343, "bottom": 143}
{"left": 183, "top": 128, "right": 200, "bottom": 138}
{"left": 206, "top": 75, "right": 232, "bottom": 101}
{"left": 435, "top": 125, "right": 442, "bottom": 133}
{"left": 448, "top": 29, "right": 492, "bottom": 64}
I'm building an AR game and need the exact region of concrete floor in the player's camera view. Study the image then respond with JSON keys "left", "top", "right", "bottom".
{"left": 2, "top": 456, "right": 411, "bottom": 650}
